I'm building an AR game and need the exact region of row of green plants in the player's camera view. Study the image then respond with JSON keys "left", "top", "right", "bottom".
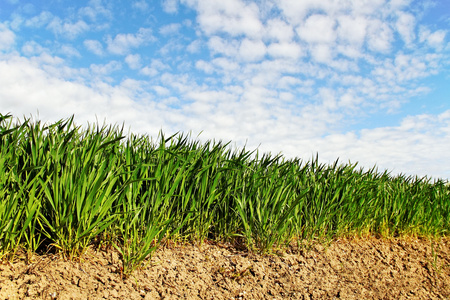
{"left": 1, "top": 113, "right": 449, "bottom": 276}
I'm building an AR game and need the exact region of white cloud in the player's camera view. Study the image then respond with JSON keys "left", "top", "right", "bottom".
{"left": 162, "top": 0, "right": 179, "bottom": 13}
{"left": 125, "top": 54, "right": 141, "bottom": 70}
{"left": 367, "top": 19, "right": 394, "bottom": 53}
{"left": 336, "top": 44, "right": 364, "bottom": 59}
{"left": 359, "top": 111, "right": 450, "bottom": 178}
{"left": 195, "top": 60, "right": 214, "bottom": 74}
{"left": 277, "top": 76, "right": 302, "bottom": 89}
{"left": 278, "top": 0, "right": 389, "bottom": 23}
{"left": 21, "top": 41, "right": 47, "bottom": 56}
{"left": 265, "top": 19, "right": 294, "bottom": 42}
{"left": 140, "top": 67, "right": 158, "bottom": 77}
{"left": 388, "top": 0, "right": 413, "bottom": 10}
{"left": 24, "top": 11, "right": 53, "bottom": 28}
{"left": 310, "top": 44, "right": 334, "bottom": 63}
{"left": 0, "top": 56, "right": 95, "bottom": 118}
{"left": 210, "top": 57, "right": 240, "bottom": 84}
{"left": 353, "top": 0, "right": 389, "bottom": 16}
{"left": 296, "top": 14, "right": 337, "bottom": 44}
{"left": 79, "top": 0, "right": 113, "bottom": 22}
{"left": 394, "top": 53, "right": 427, "bottom": 80}
{"left": 152, "top": 85, "right": 171, "bottom": 96}
{"left": 9, "top": 14, "right": 24, "bottom": 31}
{"left": 158, "top": 39, "right": 185, "bottom": 56}
{"left": 267, "top": 42, "right": 303, "bottom": 60}
{"left": 318, "top": 88, "right": 338, "bottom": 111}
{"left": 212, "top": 57, "right": 240, "bottom": 71}
{"left": 337, "top": 15, "right": 367, "bottom": 47}
{"left": 396, "top": 12, "right": 416, "bottom": 46}
{"left": 159, "top": 23, "right": 182, "bottom": 35}
{"left": 419, "top": 27, "right": 447, "bottom": 49}
{"left": 187, "top": 0, "right": 263, "bottom": 39}
{"left": 0, "top": 54, "right": 170, "bottom": 135}
{"left": 47, "top": 18, "right": 90, "bottom": 39}
{"left": 186, "top": 39, "right": 201, "bottom": 53}
{"left": 372, "top": 52, "right": 441, "bottom": 84}
{"left": 30, "top": 52, "right": 65, "bottom": 67}
{"left": 339, "top": 91, "right": 363, "bottom": 110}
{"left": 428, "top": 30, "right": 447, "bottom": 47}
{"left": 106, "top": 28, "right": 155, "bottom": 55}
{"left": 90, "top": 60, "right": 122, "bottom": 75}
{"left": 296, "top": 110, "right": 450, "bottom": 180}
{"left": 60, "top": 45, "right": 81, "bottom": 58}
{"left": 84, "top": 39, "right": 104, "bottom": 55}
{"left": 0, "top": 24, "right": 16, "bottom": 51}
{"left": 140, "top": 59, "right": 170, "bottom": 77}
{"left": 207, "top": 36, "right": 239, "bottom": 57}
{"left": 278, "top": 0, "right": 324, "bottom": 25}
{"left": 238, "top": 39, "right": 266, "bottom": 62}
{"left": 132, "top": 0, "right": 150, "bottom": 12}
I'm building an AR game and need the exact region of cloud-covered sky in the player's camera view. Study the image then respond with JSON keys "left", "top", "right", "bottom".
{"left": 1, "top": 0, "right": 449, "bottom": 179}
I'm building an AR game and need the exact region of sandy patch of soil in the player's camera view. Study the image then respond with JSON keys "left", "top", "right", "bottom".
{"left": 1, "top": 237, "right": 449, "bottom": 299}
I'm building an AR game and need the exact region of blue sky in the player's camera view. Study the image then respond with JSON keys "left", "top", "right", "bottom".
{"left": 1, "top": 0, "right": 449, "bottom": 180}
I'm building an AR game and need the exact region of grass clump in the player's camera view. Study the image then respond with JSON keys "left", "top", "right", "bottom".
{"left": 1, "top": 113, "right": 449, "bottom": 276}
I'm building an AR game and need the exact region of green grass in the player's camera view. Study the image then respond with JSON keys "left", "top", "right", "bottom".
{"left": 1, "top": 113, "right": 449, "bottom": 276}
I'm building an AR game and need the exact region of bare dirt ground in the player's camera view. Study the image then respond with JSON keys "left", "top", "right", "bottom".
{"left": 1, "top": 236, "right": 449, "bottom": 300}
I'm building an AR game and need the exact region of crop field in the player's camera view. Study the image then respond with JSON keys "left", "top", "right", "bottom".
{"left": 1, "top": 113, "right": 449, "bottom": 281}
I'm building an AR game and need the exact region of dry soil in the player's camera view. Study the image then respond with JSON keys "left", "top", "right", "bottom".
{"left": 1, "top": 236, "right": 449, "bottom": 300}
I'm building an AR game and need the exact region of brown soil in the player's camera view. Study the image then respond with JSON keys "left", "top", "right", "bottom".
{"left": 1, "top": 237, "right": 449, "bottom": 300}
